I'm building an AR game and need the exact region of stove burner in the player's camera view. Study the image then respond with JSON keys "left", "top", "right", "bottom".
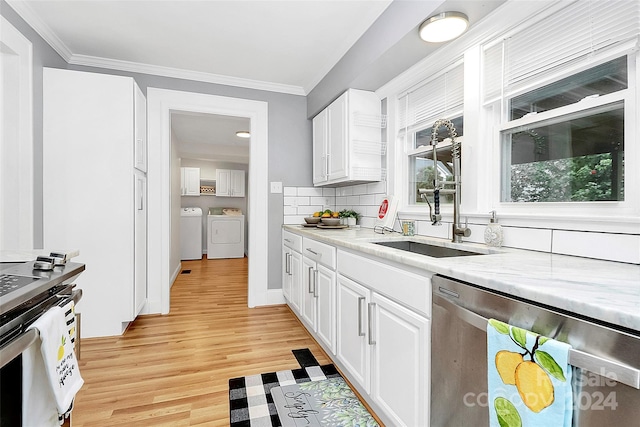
{"left": 0, "top": 275, "right": 40, "bottom": 298}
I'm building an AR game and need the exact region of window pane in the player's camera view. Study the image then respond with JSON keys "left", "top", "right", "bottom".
{"left": 410, "top": 148, "right": 455, "bottom": 204}
{"left": 415, "top": 116, "right": 464, "bottom": 148}
{"left": 503, "top": 105, "right": 624, "bottom": 202}
{"left": 510, "top": 57, "right": 627, "bottom": 120}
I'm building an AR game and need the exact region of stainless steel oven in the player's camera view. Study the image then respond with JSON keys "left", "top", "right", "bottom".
{"left": 0, "top": 259, "right": 84, "bottom": 426}
{"left": 431, "top": 275, "right": 640, "bottom": 426}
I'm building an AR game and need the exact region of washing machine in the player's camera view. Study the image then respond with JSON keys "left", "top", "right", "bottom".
{"left": 207, "top": 208, "right": 245, "bottom": 259}
{"left": 180, "top": 207, "right": 202, "bottom": 260}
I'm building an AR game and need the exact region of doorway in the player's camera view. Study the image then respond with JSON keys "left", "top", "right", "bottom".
{"left": 147, "top": 88, "right": 269, "bottom": 314}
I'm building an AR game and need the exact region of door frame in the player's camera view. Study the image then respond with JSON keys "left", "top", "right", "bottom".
{"left": 147, "top": 88, "right": 269, "bottom": 313}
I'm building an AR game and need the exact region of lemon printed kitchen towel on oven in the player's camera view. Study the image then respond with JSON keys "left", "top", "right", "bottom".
{"left": 487, "top": 319, "right": 573, "bottom": 427}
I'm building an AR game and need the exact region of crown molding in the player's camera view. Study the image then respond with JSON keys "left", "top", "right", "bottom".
{"left": 6, "top": 0, "right": 73, "bottom": 61}
{"left": 6, "top": 0, "right": 306, "bottom": 96}
{"left": 69, "top": 54, "right": 306, "bottom": 96}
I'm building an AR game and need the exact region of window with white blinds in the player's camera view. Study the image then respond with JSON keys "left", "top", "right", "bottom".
{"left": 398, "top": 61, "right": 464, "bottom": 137}
{"left": 483, "top": 0, "right": 640, "bottom": 104}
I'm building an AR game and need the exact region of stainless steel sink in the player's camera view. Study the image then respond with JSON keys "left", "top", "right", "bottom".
{"left": 373, "top": 240, "right": 485, "bottom": 258}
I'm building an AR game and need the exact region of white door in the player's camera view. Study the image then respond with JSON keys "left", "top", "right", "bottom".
{"left": 289, "top": 250, "right": 302, "bottom": 315}
{"left": 327, "top": 92, "right": 347, "bottom": 181}
{"left": 312, "top": 109, "right": 328, "bottom": 184}
{"left": 216, "top": 169, "right": 230, "bottom": 196}
{"left": 315, "top": 264, "right": 336, "bottom": 353}
{"left": 370, "top": 292, "right": 430, "bottom": 427}
{"left": 230, "top": 170, "right": 245, "bottom": 197}
{"left": 282, "top": 247, "right": 292, "bottom": 302}
{"left": 336, "top": 275, "right": 370, "bottom": 393}
{"left": 133, "top": 171, "right": 147, "bottom": 317}
{"left": 301, "top": 256, "right": 316, "bottom": 329}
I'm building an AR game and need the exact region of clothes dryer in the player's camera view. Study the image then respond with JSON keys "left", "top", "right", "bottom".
{"left": 207, "top": 210, "right": 244, "bottom": 259}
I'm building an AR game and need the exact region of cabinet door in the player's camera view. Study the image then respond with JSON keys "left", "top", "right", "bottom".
{"left": 230, "top": 170, "right": 245, "bottom": 197}
{"left": 289, "top": 250, "right": 302, "bottom": 314}
{"left": 216, "top": 169, "right": 230, "bottom": 196}
{"left": 301, "top": 257, "right": 317, "bottom": 328}
{"left": 182, "top": 167, "right": 200, "bottom": 196}
{"left": 370, "top": 292, "right": 430, "bottom": 427}
{"left": 312, "top": 109, "right": 328, "bottom": 184}
{"left": 336, "top": 275, "right": 370, "bottom": 393}
{"left": 282, "top": 247, "right": 292, "bottom": 302}
{"left": 315, "top": 264, "right": 336, "bottom": 354}
{"left": 327, "top": 92, "right": 348, "bottom": 181}
{"left": 134, "top": 83, "right": 147, "bottom": 172}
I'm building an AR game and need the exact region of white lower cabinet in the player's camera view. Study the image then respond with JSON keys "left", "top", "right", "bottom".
{"left": 337, "top": 275, "right": 371, "bottom": 392}
{"left": 281, "top": 231, "right": 431, "bottom": 427}
{"left": 282, "top": 231, "right": 303, "bottom": 314}
{"left": 301, "top": 238, "right": 337, "bottom": 354}
{"left": 370, "top": 292, "right": 430, "bottom": 427}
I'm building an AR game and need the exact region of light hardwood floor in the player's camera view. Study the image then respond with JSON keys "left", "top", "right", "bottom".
{"left": 72, "top": 257, "right": 334, "bottom": 426}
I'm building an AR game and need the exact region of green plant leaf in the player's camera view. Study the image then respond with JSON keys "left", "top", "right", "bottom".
{"left": 535, "top": 350, "right": 567, "bottom": 382}
{"left": 494, "top": 397, "right": 522, "bottom": 427}
{"left": 538, "top": 336, "right": 550, "bottom": 346}
{"left": 489, "top": 319, "right": 510, "bottom": 335}
{"left": 511, "top": 326, "right": 529, "bottom": 348}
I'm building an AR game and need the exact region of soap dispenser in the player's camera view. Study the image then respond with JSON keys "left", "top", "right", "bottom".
{"left": 484, "top": 210, "right": 503, "bottom": 247}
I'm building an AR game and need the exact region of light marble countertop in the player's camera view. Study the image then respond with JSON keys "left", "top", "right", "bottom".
{"left": 283, "top": 225, "right": 640, "bottom": 333}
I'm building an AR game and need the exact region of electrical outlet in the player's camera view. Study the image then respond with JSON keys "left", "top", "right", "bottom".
{"left": 270, "top": 181, "right": 283, "bottom": 193}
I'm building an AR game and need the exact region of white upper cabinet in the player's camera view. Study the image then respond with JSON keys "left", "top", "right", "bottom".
{"left": 312, "top": 89, "right": 385, "bottom": 186}
{"left": 180, "top": 167, "right": 200, "bottom": 196}
{"left": 134, "top": 85, "right": 147, "bottom": 172}
{"left": 216, "top": 169, "right": 245, "bottom": 197}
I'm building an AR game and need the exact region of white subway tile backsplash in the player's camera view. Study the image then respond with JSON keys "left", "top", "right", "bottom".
{"left": 296, "top": 196, "right": 310, "bottom": 206}
{"left": 283, "top": 196, "right": 297, "bottom": 206}
{"left": 504, "top": 227, "right": 552, "bottom": 252}
{"left": 352, "top": 184, "right": 368, "bottom": 195}
{"left": 298, "top": 205, "right": 322, "bottom": 216}
{"left": 298, "top": 187, "right": 323, "bottom": 197}
{"left": 283, "top": 206, "right": 297, "bottom": 215}
{"left": 359, "top": 194, "right": 376, "bottom": 205}
{"left": 322, "top": 188, "right": 336, "bottom": 196}
{"left": 284, "top": 215, "right": 305, "bottom": 225}
{"left": 417, "top": 221, "right": 449, "bottom": 239}
{"left": 367, "top": 181, "right": 386, "bottom": 194}
{"left": 552, "top": 230, "right": 639, "bottom": 264}
{"left": 347, "top": 196, "right": 360, "bottom": 205}
{"left": 283, "top": 187, "right": 297, "bottom": 196}
{"left": 336, "top": 196, "right": 348, "bottom": 205}
{"left": 337, "top": 187, "right": 353, "bottom": 196}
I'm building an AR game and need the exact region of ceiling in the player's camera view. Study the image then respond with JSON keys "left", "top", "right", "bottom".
{"left": 7, "top": 0, "right": 505, "bottom": 163}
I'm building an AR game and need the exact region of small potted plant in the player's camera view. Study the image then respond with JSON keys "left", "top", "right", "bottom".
{"left": 339, "top": 209, "right": 360, "bottom": 226}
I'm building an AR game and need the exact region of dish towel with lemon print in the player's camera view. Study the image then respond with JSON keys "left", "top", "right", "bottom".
{"left": 487, "top": 319, "right": 573, "bottom": 427}
{"left": 27, "top": 305, "right": 84, "bottom": 417}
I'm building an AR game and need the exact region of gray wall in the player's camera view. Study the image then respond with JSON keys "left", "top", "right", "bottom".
{"left": 2, "top": 1, "right": 312, "bottom": 290}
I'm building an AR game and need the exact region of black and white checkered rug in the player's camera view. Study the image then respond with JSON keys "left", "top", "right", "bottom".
{"left": 228, "top": 349, "right": 341, "bottom": 427}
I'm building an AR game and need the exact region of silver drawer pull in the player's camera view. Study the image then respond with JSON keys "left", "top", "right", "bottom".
{"left": 305, "top": 248, "right": 319, "bottom": 256}
{"left": 368, "top": 302, "right": 376, "bottom": 345}
{"left": 358, "top": 297, "right": 366, "bottom": 337}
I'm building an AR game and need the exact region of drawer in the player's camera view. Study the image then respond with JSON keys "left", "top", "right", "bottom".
{"left": 282, "top": 230, "right": 302, "bottom": 252}
{"left": 303, "top": 237, "right": 336, "bottom": 269}
{"left": 338, "top": 249, "right": 431, "bottom": 317}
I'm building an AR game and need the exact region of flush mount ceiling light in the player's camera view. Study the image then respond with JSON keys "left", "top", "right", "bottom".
{"left": 236, "top": 131, "right": 251, "bottom": 138}
{"left": 419, "top": 11, "right": 469, "bottom": 43}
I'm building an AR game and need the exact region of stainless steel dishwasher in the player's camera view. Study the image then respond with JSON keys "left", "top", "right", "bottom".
{"left": 431, "top": 275, "right": 640, "bottom": 426}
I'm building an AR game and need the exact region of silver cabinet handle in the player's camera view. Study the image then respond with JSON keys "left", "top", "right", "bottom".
{"left": 284, "top": 238, "right": 292, "bottom": 243}
{"left": 285, "top": 252, "right": 291, "bottom": 275}
{"left": 313, "top": 270, "right": 318, "bottom": 298}
{"left": 358, "top": 297, "right": 366, "bottom": 337}
{"left": 306, "top": 248, "right": 319, "bottom": 256}
{"left": 368, "top": 302, "right": 376, "bottom": 345}
{"left": 308, "top": 267, "right": 314, "bottom": 294}
{"left": 434, "top": 293, "right": 640, "bottom": 390}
